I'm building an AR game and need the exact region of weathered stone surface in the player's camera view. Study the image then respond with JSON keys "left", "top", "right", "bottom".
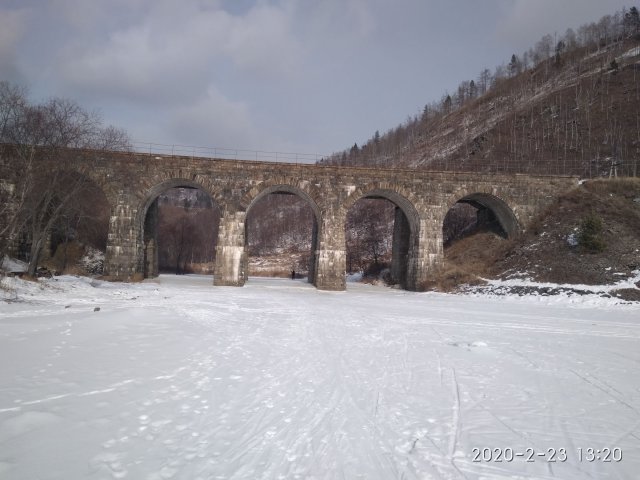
{"left": 143, "top": 198, "right": 159, "bottom": 278}
{"left": 2, "top": 147, "right": 578, "bottom": 290}
{"left": 213, "top": 209, "right": 246, "bottom": 287}
{"left": 391, "top": 207, "right": 410, "bottom": 288}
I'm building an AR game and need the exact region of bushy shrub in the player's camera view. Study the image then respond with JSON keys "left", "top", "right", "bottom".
{"left": 79, "top": 247, "right": 105, "bottom": 275}
{"left": 420, "top": 267, "right": 487, "bottom": 292}
{"left": 578, "top": 214, "right": 606, "bottom": 253}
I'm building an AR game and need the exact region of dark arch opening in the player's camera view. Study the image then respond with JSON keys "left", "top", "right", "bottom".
{"left": 443, "top": 193, "right": 519, "bottom": 247}
{"left": 244, "top": 187, "right": 320, "bottom": 284}
{"left": 140, "top": 183, "right": 220, "bottom": 278}
{"left": 345, "top": 191, "right": 418, "bottom": 289}
{"left": 442, "top": 194, "right": 520, "bottom": 280}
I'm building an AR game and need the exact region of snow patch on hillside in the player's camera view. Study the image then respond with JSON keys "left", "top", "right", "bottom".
{"left": 621, "top": 46, "right": 640, "bottom": 58}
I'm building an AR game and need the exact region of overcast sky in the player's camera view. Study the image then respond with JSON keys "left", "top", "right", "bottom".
{"left": 0, "top": 0, "right": 633, "bottom": 157}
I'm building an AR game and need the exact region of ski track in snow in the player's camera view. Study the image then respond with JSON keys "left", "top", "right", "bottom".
{"left": 0, "top": 274, "right": 639, "bottom": 479}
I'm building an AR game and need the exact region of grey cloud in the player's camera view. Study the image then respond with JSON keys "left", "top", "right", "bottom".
{"left": 165, "top": 85, "right": 256, "bottom": 148}
{"left": 0, "top": 7, "right": 30, "bottom": 85}
{"left": 1, "top": 0, "right": 633, "bottom": 155}
{"left": 54, "top": 1, "right": 300, "bottom": 106}
{"left": 497, "top": 0, "right": 632, "bottom": 53}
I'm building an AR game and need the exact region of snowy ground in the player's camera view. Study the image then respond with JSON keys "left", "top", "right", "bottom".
{"left": 0, "top": 274, "right": 639, "bottom": 480}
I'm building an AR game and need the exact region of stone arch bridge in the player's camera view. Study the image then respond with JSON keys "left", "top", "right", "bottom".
{"left": 6, "top": 148, "right": 578, "bottom": 291}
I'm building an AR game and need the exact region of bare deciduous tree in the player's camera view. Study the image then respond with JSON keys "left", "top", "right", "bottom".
{"left": 0, "top": 81, "right": 130, "bottom": 276}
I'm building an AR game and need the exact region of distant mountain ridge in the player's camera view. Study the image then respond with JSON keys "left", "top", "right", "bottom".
{"left": 320, "top": 6, "right": 640, "bottom": 178}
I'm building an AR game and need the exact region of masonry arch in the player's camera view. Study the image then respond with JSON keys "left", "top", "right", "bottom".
{"left": 241, "top": 183, "right": 323, "bottom": 219}
{"left": 136, "top": 178, "right": 221, "bottom": 278}
{"left": 241, "top": 183, "right": 323, "bottom": 285}
{"left": 443, "top": 190, "right": 520, "bottom": 244}
{"left": 35, "top": 158, "right": 118, "bottom": 206}
{"left": 344, "top": 186, "right": 421, "bottom": 289}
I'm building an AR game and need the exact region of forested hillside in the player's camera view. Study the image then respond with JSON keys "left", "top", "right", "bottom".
{"left": 320, "top": 6, "right": 640, "bottom": 178}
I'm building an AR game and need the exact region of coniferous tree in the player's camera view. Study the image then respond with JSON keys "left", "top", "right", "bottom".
{"left": 508, "top": 54, "right": 520, "bottom": 76}
{"left": 554, "top": 40, "right": 565, "bottom": 66}
{"left": 421, "top": 104, "right": 430, "bottom": 122}
{"left": 625, "top": 6, "right": 640, "bottom": 36}
{"left": 469, "top": 80, "right": 477, "bottom": 99}
{"left": 442, "top": 94, "right": 452, "bottom": 114}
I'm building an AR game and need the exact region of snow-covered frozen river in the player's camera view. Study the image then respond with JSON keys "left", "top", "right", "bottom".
{"left": 1, "top": 274, "right": 639, "bottom": 479}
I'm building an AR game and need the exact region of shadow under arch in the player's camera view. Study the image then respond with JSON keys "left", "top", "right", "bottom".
{"left": 241, "top": 183, "right": 323, "bottom": 285}
{"left": 344, "top": 186, "right": 421, "bottom": 290}
{"left": 446, "top": 191, "right": 520, "bottom": 239}
{"left": 135, "top": 177, "right": 221, "bottom": 279}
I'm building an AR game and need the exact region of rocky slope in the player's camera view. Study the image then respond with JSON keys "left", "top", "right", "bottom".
{"left": 442, "top": 178, "right": 640, "bottom": 293}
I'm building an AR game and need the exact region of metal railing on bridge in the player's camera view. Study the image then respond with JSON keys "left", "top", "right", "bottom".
{"left": 131, "top": 142, "right": 327, "bottom": 164}
{"left": 128, "top": 142, "right": 638, "bottom": 178}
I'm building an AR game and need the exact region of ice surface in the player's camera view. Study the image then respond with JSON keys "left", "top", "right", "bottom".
{"left": 0, "top": 274, "right": 639, "bottom": 479}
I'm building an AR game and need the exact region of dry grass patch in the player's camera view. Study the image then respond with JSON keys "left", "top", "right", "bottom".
{"left": 423, "top": 266, "right": 487, "bottom": 292}
{"left": 445, "top": 231, "right": 512, "bottom": 276}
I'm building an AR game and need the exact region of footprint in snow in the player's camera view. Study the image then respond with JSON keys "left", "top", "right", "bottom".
{"left": 448, "top": 341, "right": 489, "bottom": 350}
{"left": 89, "top": 452, "right": 128, "bottom": 479}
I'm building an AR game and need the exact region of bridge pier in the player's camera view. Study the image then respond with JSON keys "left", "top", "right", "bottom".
{"left": 313, "top": 214, "right": 347, "bottom": 291}
{"left": 404, "top": 214, "right": 445, "bottom": 291}
{"left": 391, "top": 207, "right": 411, "bottom": 288}
{"left": 307, "top": 221, "right": 318, "bottom": 284}
{"left": 213, "top": 209, "right": 246, "bottom": 287}
{"left": 104, "top": 194, "right": 144, "bottom": 281}
{"left": 143, "top": 198, "right": 159, "bottom": 278}
{"left": 314, "top": 249, "right": 347, "bottom": 290}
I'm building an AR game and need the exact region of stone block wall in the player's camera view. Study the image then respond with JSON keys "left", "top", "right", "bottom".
{"left": 7, "top": 147, "right": 578, "bottom": 290}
